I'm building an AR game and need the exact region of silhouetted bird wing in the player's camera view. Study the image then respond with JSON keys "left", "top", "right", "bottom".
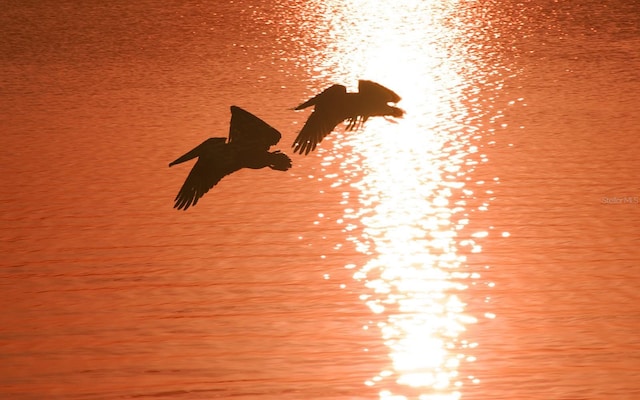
{"left": 358, "top": 80, "right": 401, "bottom": 103}
{"left": 228, "top": 105, "right": 281, "bottom": 151}
{"left": 292, "top": 84, "right": 349, "bottom": 155}
{"left": 169, "top": 138, "right": 239, "bottom": 210}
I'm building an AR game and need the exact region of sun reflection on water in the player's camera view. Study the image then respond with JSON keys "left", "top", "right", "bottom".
{"left": 301, "top": 0, "right": 508, "bottom": 398}
{"left": 344, "top": 126, "right": 481, "bottom": 399}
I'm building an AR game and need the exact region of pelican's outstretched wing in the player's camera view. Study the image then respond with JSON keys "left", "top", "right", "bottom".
{"left": 292, "top": 85, "right": 349, "bottom": 155}
{"left": 169, "top": 138, "right": 237, "bottom": 210}
{"left": 292, "top": 108, "right": 349, "bottom": 155}
{"left": 358, "top": 80, "right": 401, "bottom": 103}
{"left": 228, "top": 106, "right": 281, "bottom": 151}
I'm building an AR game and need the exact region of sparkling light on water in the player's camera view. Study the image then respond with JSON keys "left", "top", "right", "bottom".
{"left": 304, "top": 0, "right": 504, "bottom": 398}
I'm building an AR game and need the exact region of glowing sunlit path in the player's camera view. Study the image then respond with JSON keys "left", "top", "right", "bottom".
{"left": 344, "top": 127, "right": 480, "bottom": 400}
{"left": 305, "top": 0, "right": 503, "bottom": 398}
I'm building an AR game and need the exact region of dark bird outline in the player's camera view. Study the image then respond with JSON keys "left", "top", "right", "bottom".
{"left": 169, "top": 106, "right": 292, "bottom": 210}
{"left": 291, "top": 80, "right": 405, "bottom": 155}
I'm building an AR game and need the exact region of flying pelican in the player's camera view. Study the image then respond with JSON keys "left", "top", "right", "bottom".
{"left": 291, "top": 80, "right": 405, "bottom": 155}
{"left": 169, "top": 106, "right": 292, "bottom": 210}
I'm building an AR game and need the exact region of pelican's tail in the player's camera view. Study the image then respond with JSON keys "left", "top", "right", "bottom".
{"left": 295, "top": 84, "right": 348, "bottom": 110}
{"left": 294, "top": 97, "right": 319, "bottom": 110}
{"left": 169, "top": 148, "right": 200, "bottom": 167}
{"left": 169, "top": 138, "right": 226, "bottom": 167}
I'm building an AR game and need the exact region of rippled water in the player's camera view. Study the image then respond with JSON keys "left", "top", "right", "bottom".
{"left": 1, "top": 1, "right": 639, "bottom": 399}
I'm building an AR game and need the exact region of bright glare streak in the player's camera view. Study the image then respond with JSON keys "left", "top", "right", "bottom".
{"left": 305, "top": 0, "right": 499, "bottom": 398}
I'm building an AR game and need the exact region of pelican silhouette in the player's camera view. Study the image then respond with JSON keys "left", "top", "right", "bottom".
{"left": 291, "top": 80, "right": 405, "bottom": 155}
{"left": 169, "top": 106, "right": 292, "bottom": 210}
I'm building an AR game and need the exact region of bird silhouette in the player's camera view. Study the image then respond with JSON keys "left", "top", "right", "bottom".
{"left": 169, "top": 106, "right": 292, "bottom": 210}
{"left": 291, "top": 80, "right": 405, "bottom": 155}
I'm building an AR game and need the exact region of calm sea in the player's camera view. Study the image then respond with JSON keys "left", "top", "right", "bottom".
{"left": 1, "top": 1, "right": 639, "bottom": 399}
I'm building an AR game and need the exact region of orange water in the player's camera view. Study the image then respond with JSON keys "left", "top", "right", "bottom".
{"left": 1, "top": 1, "right": 639, "bottom": 399}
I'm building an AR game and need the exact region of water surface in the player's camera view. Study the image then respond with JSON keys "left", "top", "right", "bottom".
{"left": 1, "top": 1, "right": 639, "bottom": 399}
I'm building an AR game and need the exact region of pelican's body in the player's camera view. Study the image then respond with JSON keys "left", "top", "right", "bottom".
{"left": 291, "top": 80, "right": 404, "bottom": 155}
{"left": 169, "top": 106, "right": 292, "bottom": 210}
